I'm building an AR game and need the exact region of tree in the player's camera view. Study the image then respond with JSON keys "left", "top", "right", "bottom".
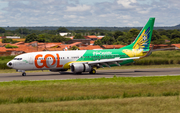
{"left": 2, "top": 38, "right": 13, "bottom": 43}
{"left": 151, "top": 30, "right": 161, "bottom": 41}
{"left": 25, "top": 33, "right": 38, "bottom": 43}
{"left": 2, "top": 38, "right": 19, "bottom": 44}
{"left": 94, "top": 39, "right": 103, "bottom": 46}
{"left": 122, "top": 32, "right": 134, "bottom": 44}
{"left": 152, "top": 39, "right": 166, "bottom": 44}
{"left": 113, "top": 31, "right": 124, "bottom": 39}
{"left": 70, "top": 46, "right": 79, "bottom": 50}
{"left": 5, "top": 44, "right": 18, "bottom": 48}
{"left": 50, "top": 35, "right": 65, "bottom": 42}
{"left": 129, "top": 28, "right": 140, "bottom": 37}
{"left": 74, "top": 34, "right": 85, "bottom": 39}
{"left": 37, "top": 34, "right": 47, "bottom": 42}
{"left": 159, "top": 30, "right": 171, "bottom": 38}
{"left": 170, "top": 30, "right": 180, "bottom": 39}
{"left": 170, "top": 38, "right": 180, "bottom": 44}
{"left": 101, "top": 36, "right": 115, "bottom": 45}
{"left": 0, "top": 27, "right": 5, "bottom": 33}
{"left": 15, "top": 28, "right": 29, "bottom": 35}
{"left": 57, "top": 27, "right": 69, "bottom": 33}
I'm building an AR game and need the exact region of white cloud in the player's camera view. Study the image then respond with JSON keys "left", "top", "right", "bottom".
{"left": 117, "top": 0, "right": 137, "bottom": 8}
{"left": 66, "top": 5, "right": 91, "bottom": 12}
{"left": 0, "top": 0, "right": 179, "bottom": 27}
{"left": 64, "top": 15, "right": 77, "bottom": 19}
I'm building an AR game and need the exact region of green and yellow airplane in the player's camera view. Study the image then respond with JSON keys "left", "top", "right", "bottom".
{"left": 7, "top": 18, "right": 155, "bottom": 76}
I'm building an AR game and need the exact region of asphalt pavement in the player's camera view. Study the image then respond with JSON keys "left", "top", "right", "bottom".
{"left": 0, "top": 68, "right": 180, "bottom": 82}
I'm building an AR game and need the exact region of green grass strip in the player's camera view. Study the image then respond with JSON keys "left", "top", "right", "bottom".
{"left": 0, "top": 76, "right": 180, "bottom": 104}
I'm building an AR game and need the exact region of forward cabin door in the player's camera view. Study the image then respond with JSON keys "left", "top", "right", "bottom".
{"left": 29, "top": 56, "right": 34, "bottom": 64}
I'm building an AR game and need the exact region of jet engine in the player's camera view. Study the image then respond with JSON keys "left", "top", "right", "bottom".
{"left": 71, "top": 63, "right": 92, "bottom": 73}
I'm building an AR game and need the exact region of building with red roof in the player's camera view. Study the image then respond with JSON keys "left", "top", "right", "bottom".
{"left": 172, "top": 44, "right": 180, "bottom": 49}
{"left": 102, "top": 45, "right": 126, "bottom": 49}
{"left": 84, "top": 35, "right": 98, "bottom": 40}
{"left": 90, "top": 41, "right": 95, "bottom": 45}
{"left": 79, "top": 45, "right": 102, "bottom": 50}
{"left": 0, "top": 47, "right": 7, "bottom": 52}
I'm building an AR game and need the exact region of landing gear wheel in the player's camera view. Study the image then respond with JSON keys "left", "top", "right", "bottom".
{"left": 22, "top": 72, "right": 26, "bottom": 76}
{"left": 89, "top": 69, "right": 96, "bottom": 74}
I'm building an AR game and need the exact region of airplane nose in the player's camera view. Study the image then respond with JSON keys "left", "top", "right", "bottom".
{"left": 7, "top": 62, "right": 13, "bottom": 67}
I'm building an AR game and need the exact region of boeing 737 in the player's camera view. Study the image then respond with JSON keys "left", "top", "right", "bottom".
{"left": 7, "top": 18, "right": 155, "bottom": 76}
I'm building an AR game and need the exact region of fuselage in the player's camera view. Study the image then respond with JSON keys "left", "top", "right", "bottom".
{"left": 7, "top": 48, "right": 141, "bottom": 71}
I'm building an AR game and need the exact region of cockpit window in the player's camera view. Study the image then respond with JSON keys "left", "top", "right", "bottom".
{"left": 14, "top": 58, "right": 22, "bottom": 60}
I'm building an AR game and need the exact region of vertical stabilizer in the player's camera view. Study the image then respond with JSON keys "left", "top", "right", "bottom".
{"left": 123, "top": 18, "right": 155, "bottom": 51}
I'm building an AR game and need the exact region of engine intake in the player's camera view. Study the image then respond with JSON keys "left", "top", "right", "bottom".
{"left": 71, "top": 63, "right": 91, "bottom": 73}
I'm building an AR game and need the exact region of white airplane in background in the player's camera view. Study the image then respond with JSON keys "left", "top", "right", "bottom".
{"left": 7, "top": 18, "right": 155, "bottom": 76}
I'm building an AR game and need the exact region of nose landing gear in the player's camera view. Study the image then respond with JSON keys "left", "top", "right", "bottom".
{"left": 17, "top": 70, "right": 26, "bottom": 76}
{"left": 22, "top": 72, "right": 26, "bottom": 76}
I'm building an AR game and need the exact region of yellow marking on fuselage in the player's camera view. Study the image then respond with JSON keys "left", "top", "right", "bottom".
{"left": 122, "top": 49, "right": 146, "bottom": 57}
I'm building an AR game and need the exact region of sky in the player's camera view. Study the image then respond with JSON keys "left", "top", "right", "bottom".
{"left": 0, "top": 0, "right": 179, "bottom": 27}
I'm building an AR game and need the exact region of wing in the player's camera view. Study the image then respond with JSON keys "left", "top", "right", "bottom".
{"left": 69, "top": 57, "right": 140, "bottom": 68}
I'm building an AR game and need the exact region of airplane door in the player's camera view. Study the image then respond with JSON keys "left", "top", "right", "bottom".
{"left": 29, "top": 56, "right": 34, "bottom": 64}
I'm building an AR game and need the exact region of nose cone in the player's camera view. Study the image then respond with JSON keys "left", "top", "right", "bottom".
{"left": 7, "top": 62, "right": 13, "bottom": 68}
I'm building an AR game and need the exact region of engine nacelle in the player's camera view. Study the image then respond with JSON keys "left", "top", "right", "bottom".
{"left": 49, "top": 69, "right": 68, "bottom": 72}
{"left": 71, "top": 63, "right": 91, "bottom": 73}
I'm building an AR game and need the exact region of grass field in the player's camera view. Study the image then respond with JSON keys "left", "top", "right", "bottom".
{"left": 12, "top": 38, "right": 25, "bottom": 42}
{"left": 0, "top": 76, "right": 180, "bottom": 112}
{"left": 0, "top": 97, "right": 180, "bottom": 113}
{"left": 134, "top": 50, "right": 180, "bottom": 65}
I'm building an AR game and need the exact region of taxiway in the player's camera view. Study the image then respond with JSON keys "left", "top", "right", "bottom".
{"left": 0, "top": 68, "right": 180, "bottom": 82}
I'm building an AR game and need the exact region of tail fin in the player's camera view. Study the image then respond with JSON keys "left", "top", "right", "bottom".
{"left": 123, "top": 17, "right": 155, "bottom": 51}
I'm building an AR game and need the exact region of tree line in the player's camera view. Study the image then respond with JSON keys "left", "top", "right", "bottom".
{"left": 0, "top": 27, "right": 180, "bottom": 44}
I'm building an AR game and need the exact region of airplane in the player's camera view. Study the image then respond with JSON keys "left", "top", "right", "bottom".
{"left": 7, "top": 17, "right": 155, "bottom": 76}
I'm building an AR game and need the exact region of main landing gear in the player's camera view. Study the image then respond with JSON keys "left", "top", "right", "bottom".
{"left": 89, "top": 69, "right": 96, "bottom": 74}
